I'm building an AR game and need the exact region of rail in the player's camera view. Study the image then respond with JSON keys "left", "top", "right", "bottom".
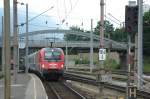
{"left": 44, "top": 81, "right": 86, "bottom": 99}
{"left": 64, "top": 72, "right": 150, "bottom": 98}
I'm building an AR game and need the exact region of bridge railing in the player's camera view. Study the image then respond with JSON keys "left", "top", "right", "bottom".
{"left": 17, "top": 40, "right": 128, "bottom": 49}
{"left": 0, "top": 38, "right": 129, "bottom": 50}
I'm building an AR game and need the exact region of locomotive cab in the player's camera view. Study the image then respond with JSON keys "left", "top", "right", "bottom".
{"left": 28, "top": 47, "right": 65, "bottom": 80}
{"left": 40, "top": 48, "right": 64, "bottom": 78}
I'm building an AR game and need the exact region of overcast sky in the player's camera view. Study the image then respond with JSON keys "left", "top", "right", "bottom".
{"left": 0, "top": 0, "right": 150, "bottom": 30}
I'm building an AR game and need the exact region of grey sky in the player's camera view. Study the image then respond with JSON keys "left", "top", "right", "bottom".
{"left": 0, "top": 0, "right": 150, "bottom": 30}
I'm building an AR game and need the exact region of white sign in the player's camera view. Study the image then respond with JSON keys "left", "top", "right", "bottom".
{"left": 99, "top": 49, "right": 106, "bottom": 60}
{"left": 19, "top": 42, "right": 25, "bottom": 49}
{"left": 19, "top": 38, "right": 25, "bottom": 49}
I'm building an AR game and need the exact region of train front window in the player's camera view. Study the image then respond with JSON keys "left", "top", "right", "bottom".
{"left": 44, "top": 51, "right": 61, "bottom": 61}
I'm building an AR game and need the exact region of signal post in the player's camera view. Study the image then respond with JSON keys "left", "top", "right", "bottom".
{"left": 125, "top": 1, "right": 139, "bottom": 99}
{"left": 97, "top": 0, "right": 106, "bottom": 98}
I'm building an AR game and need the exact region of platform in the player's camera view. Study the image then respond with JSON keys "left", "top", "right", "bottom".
{"left": 0, "top": 73, "right": 48, "bottom": 99}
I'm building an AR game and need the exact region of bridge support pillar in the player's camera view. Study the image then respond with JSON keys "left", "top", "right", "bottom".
{"left": 119, "top": 51, "right": 127, "bottom": 70}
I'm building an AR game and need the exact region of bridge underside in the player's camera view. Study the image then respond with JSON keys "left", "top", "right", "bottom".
{"left": 0, "top": 47, "right": 127, "bottom": 71}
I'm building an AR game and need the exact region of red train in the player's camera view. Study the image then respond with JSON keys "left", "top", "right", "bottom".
{"left": 28, "top": 48, "right": 65, "bottom": 80}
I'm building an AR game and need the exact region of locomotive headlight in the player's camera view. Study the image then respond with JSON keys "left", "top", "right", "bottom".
{"left": 61, "top": 64, "right": 64, "bottom": 68}
{"left": 42, "top": 64, "right": 45, "bottom": 68}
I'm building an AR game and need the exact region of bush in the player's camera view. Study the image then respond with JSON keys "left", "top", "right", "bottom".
{"left": 144, "top": 56, "right": 150, "bottom": 73}
{"left": 0, "top": 73, "right": 3, "bottom": 79}
{"left": 75, "top": 59, "right": 90, "bottom": 64}
{"left": 104, "top": 59, "right": 120, "bottom": 70}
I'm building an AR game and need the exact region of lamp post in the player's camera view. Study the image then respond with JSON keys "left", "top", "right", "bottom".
{"left": 25, "top": 3, "right": 29, "bottom": 73}
{"left": 2, "top": 16, "right": 4, "bottom": 74}
{"left": 13, "top": 0, "right": 18, "bottom": 83}
{"left": 14, "top": 1, "right": 28, "bottom": 74}
{"left": 4, "top": 0, "right": 11, "bottom": 99}
{"left": 137, "top": 0, "right": 143, "bottom": 90}
{"left": 90, "top": 19, "right": 94, "bottom": 73}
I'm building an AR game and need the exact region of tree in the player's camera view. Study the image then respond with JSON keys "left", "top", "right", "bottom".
{"left": 94, "top": 20, "right": 129, "bottom": 42}
{"left": 112, "top": 27, "right": 127, "bottom": 42}
{"left": 64, "top": 26, "right": 89, "bottom": 41}
{"left": 143, "top": 10, "right": 150, "bottom": 55}
{"left": 94, "top": 20, "right": 114, "bottom": 37}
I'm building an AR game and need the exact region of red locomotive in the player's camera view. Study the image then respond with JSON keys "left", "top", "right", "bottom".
{"left": 28, "top": 48, "right": 65, "bottom": 80}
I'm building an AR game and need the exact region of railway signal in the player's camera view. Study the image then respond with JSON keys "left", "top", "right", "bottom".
{"left": 125, "top": 5, "right": 138, "bottom": 34}
{"left": 125, "top": 1, "right": 139, "bottom": 99}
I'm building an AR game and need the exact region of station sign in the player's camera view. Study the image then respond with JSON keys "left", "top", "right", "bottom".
{"left": 99, "top": 48, "right": 106, "bottom": 60}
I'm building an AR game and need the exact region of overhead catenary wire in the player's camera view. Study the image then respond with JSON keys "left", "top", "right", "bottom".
{"left": 69, "top": 0, "right": 73, "bottom": 10}
{"left": 28, "top": 24, "right": 58, "bottom": 29}
{"left": 66, "top": 0, "right": 79, "bottom": 17}
{"left": 107, "top": 13, "right": 122, "bottom": 24}
{"left": 56, "top": 0, "right": 61, "bottom": 24}
{"left": 104, "top": 15, "right": 121, "bottom": 26}
{"left": 60, "top": 0, "right": 79, "bottom": 25}
{"left": 20, "top": 6, "right": 54, "bottom": 26}
{"left": 104, "top": 0, "right": 107, "bottom": 21}
{"left": 64, "top": 0, "right": 67, "bottom": 20}
{"left": 18, "top": 10, "right": 57, "bottom": 18}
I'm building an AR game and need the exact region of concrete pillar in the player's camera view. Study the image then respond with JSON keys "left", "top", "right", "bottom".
{"left": 119, "top": 51, "right": 127, "bottom": 70}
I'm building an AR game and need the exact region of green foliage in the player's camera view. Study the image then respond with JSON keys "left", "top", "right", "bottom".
{"left": 104, "top": 59, "right": 120, "bottom": 70}
{"left": 75, "top": 59, "right": 90, "bottom": 64}
{"left": 94, "top": 20, "right": 128, "bottom": 42}
{"left": 94, "top": 20, "right": 114, "bottom": 36}
{"left": 144, "top": 10, "right": 150, "bottom": 22}
{"left": 143, "top": 10, "right": 150, "bottom": 55}
{"left": 144, "top": 56, "right": 150, "bottom": 72}
{"left": 0, "top": 72, "right": 3, "bottom": 79}
{"left": 112, "top": 28, "right": 127, "bottom": 42}
{"left": 64, "top": 26, "right": 89, "bottom": 41}
{"left": 144, "top": 64, "right": 150, "bottom": 73}
{"left": 65, "top": 20, "right": 127, "bottom": 42}
{"left": 76, "top": 59, "right": 97, "bottom": 65}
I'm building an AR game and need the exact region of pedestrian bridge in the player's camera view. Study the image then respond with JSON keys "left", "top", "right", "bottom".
{"left": 18, "top": 40, "right": 127, "bottom": 50}
{"left": 0, "top": 29, "right": 130, "bottom": 50}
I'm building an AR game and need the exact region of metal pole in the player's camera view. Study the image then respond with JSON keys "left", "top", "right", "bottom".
{"left": 65, "top": 26, "right": 68, "bottom": 71}
{"left": 18, "top": 28, "right": 20, "bottom": 72}
{"left": 134, "top": 33, "right": 138, "bottom": 85}
{"left": 137, "top": 0, "right": 143, "bottom": 90}
{"left": 47, "top": 38, "right": 48, "bottom": 47}
{"left": 127, "top": 34, "right": 137, "bottom": 99}
{"left": 25, "top": 4, "right": 29, "bottom": 73}
{"left": 100, "top": 0, "right": 104, "bottom": 50}
{"left": 126, "top": 34, "right": 131, "bottom": 99}
{"left": 65, "top": 42, "right": 68, "bottom": 71}
{"left": 98, "top": 0, "right": 105, "bottom": 97}
{"left": 108, "top": 33, "right": 110, "bottom": 69}
{"left": 90, "top": 19, "right": 94, "bottom": 73}
{"left": 13, "top": 0, "right": 18, "bottom": 83}
{"left": 100, "top": 0, "right": 105, "bottom": 72}
{"left": 4, "top": 0, "right": 11, "bottom": 99}
{"left": 2, "top": 16, "right": 4, "bottom": 74}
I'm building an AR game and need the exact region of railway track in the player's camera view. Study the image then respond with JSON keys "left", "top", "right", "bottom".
{"left": 66, "top": 67, "right": 127, "bottom": 75}
{"left": 64, "top": 72, "right": 150, "bottom": 99}
{"left": 43, "top": 81, "right": 86, "bottom": 99}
